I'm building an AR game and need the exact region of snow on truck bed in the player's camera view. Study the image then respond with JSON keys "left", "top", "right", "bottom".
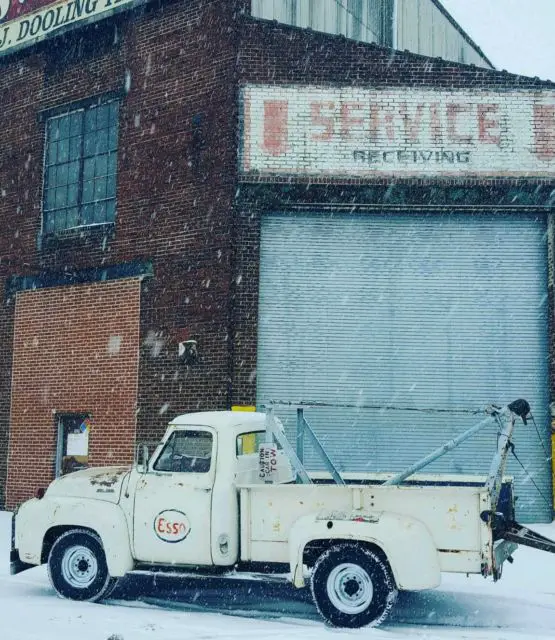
{"left": 1, "top": 510, "right": 555, "bottom": 640}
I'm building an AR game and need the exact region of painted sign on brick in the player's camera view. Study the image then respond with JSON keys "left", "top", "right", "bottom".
{"left": 0, "top": 0, "right": 143, "bottom": 56}
{"left": 240, "top": 85, "right": 555, "bottom": 178}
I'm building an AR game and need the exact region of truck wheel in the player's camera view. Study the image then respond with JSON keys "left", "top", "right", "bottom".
{"left": 47, "top": 529, "right": 114, "bottom": 602}
{"left": 311, "top": 543, "right": 397, "bottom": 628}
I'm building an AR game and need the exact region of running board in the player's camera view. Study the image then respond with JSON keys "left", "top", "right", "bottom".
{"left": 502, "top": 522, "right": 555, "bottom": 554}
{"left": 130, "top": 568, "right": 291, "bottom": 584}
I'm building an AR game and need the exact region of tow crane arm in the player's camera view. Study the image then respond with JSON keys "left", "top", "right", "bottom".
{"left": 383, "top": 398, "right": 555, "bottom": 555}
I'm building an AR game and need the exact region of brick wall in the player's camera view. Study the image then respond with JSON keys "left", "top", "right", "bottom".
{"left": 0, "top": 280, "right": 14, "bottom": 508}
{"left": 0, "top": 0, "right": 244, "bottom": 506}
{"left": 6, "top": 279, "right": 141, "bottom": 509}
{"left": 238, "top": 17, "right": 555, "bottom": 92}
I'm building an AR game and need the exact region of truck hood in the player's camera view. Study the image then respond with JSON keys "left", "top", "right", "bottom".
{"left": 45, "top": 466, "right": 131, "bottom": 504}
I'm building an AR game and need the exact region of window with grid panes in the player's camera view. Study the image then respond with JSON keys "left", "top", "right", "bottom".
{"left": 43, "top": 101, "right": 119, "bottom": 233}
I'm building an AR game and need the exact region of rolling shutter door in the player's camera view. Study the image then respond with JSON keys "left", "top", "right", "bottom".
{"left": 257, "top": 211, "right": 551, "bottom": 522}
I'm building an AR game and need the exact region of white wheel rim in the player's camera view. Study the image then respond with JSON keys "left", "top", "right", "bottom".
{"left": 61, "top": 545, "right": 98, "bottom": 589}
{"left": 326, "top": 562, "right": 373, "bottom": 614}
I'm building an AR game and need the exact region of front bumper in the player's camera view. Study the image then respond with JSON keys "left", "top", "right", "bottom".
{"left": 10, "top": 548, "right": 33, "bottom": 575}
{"left": 10, "top": 513, "right": 33, "bottom": 575}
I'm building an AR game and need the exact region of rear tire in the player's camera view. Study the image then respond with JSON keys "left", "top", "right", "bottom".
{"left": 311, "top": 543, "right": 397, "bottom": 628}
{"left": 47, "top": 529, "right": 113, "bottom": 602}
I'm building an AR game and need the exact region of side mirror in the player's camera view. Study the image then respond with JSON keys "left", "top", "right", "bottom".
{"left": 135, "top": 443, "right": 151, "bottom": 474}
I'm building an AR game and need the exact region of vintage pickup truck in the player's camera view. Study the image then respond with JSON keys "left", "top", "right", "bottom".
{"left": 10, "top": 401, "right": 554, "bottom": 628}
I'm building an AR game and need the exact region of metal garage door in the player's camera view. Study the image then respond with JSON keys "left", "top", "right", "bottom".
{"left": 256, "top": 211, "right": 552, "bottom": 522}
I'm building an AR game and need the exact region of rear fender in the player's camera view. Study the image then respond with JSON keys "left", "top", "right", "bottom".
{"left": 289, "top": 511, "right": 441, "bottom": 590}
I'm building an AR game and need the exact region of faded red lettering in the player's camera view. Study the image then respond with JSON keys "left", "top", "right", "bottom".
{"left": 447, "top": 103, "right": 473, "bottom": 143}
{"left": 157, "top": 517, "right": 166, "bottom": 533}
{"left": 340, "top": 102, "right": 364, "bottom": 139}
{"left": 311, "top": 102, "right": 335, "bottom": 141}
{"left": 533, "top": 104, "right": 555, "bottom": 160}
{"left": 477, "top": 104, "right": 501, "bottom": 145}
{"left": 369, "top": 105, "right": 395, "bottom": 142}
{"left": 400, "top": 103, "right": 425, "bottom": 143}
{"left": 262, "top": 100, "right": 288, "bottom": 156}
{"left": 429, "top": 103, "right": 443, "bottom": 144}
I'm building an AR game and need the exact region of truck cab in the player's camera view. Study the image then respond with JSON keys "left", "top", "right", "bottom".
{"left": 127, "top": 411, "right": 280, "bottom": 567}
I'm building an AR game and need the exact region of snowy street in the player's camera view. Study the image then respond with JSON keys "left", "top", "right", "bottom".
{"left": 2, "top": 511, "right": 555, "bottom": 640}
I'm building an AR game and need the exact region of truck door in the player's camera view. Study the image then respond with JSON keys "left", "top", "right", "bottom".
{"left": 132, "top": 428, "right": 215, "bottom": 565}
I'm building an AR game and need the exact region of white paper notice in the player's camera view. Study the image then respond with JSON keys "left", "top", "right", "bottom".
{"left": 66, "top": 432, "right": 89, "bottom": 457}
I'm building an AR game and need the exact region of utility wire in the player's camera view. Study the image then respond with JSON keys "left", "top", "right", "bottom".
{"left": 509, "top": 444, "right": 554, "bottom": 512}
{"left": 530, "top": 413, "right": 552, "bottom": 462}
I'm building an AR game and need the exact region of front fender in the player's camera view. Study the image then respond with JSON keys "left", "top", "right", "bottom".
{"left": 15, "top": 497, "right": 134, "bottom": 577}
{"left": 289, "top": 511, "right": 441, "bottom": 591}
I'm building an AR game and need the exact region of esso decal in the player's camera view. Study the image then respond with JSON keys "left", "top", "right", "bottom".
{"left": 154, "top": 510, "right": 191, "bottom": 543}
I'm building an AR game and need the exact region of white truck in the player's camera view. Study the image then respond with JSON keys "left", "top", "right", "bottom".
{"left": 10, "top": 400, "right": 555, "bottom": 628}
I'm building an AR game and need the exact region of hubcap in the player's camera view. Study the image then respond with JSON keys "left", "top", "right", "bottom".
{"left": 327, "top": 563, "right": 373, "bottom": 614}
{"left": 61, "top": 545, "right": 98, "bottom": 589}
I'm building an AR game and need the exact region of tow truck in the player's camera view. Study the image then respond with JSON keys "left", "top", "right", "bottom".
{"left": 10, "top": 398, "right": 555, "bottom": 628}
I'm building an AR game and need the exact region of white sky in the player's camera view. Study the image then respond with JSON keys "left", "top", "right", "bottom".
{"left": 440, "top": 0, "right": 555, "bottom": 81}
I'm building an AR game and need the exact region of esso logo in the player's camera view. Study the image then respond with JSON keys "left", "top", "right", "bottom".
{"left": 154, "top": 510, "right": 191, "bottom": 543}
{"left": 0, "top": 0, "right": 9, "bottom": 22}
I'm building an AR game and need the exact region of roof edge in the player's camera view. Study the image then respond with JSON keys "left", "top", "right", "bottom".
{"left": 241, "top": 16, "right": 555, "bottom": 89}
{"left": 430, "top": 0, "right": 496, "bottom": 70}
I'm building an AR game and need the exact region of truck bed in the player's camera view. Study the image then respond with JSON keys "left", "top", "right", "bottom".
{"left": 239, "top": 480, "right": 493, "bottom": 574}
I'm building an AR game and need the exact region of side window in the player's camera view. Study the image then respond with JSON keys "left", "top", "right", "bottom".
{"left": 236, "top": 431, "right": 265, "bottom": 456}
{"left": 236, "top": 431, "right": 282, "bottom": 456}
{"left": 154, "top": 430, "right": 213, "bottom": 473}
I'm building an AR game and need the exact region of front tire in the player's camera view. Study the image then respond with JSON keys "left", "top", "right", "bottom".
{"left": 311, "top": 543, "right": 397, "bottom": 628}
{"left": 47, "top": 529, "right": 113, "bottom": 602}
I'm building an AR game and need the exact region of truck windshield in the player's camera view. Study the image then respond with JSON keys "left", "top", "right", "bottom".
{"left": 154, "top": 430, "right": 213, "bottom": 473}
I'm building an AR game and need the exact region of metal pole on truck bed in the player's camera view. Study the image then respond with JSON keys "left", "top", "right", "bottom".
{"left": 383, "top": 405, "right": 515, "bottom": 486}
{"left": 265, "top": 408, "right": 312, "bottom": 484}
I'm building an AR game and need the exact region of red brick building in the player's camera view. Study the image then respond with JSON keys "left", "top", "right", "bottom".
{"left": 1, "top": 0, "right": 554, "bottom": 521}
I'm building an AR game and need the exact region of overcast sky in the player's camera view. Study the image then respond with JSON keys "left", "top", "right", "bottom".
{"left": 440, "top": 0, "right": 555, "bottom": 81}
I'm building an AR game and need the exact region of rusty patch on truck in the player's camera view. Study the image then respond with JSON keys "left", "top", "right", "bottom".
{"left": 89, "top": 470, "right": 127, "bottom": 488}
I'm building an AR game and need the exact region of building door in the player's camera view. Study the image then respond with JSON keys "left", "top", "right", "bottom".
{"left": 55, "top": 414, "right": 91, "bottom": 477}
{"left": 257, "top": 211, "right": 551, "bottom": 522}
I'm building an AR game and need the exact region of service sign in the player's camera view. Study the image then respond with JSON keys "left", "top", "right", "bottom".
{"left": 241, "top": 85, "right": 555, "bottom": 178}
{"left": 0, "top": 0, "right": 140, "bottom": 56}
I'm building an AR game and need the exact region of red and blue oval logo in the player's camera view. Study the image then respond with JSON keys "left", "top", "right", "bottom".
{"left": 153, "top": 510, "right": 191, "bottom": 543}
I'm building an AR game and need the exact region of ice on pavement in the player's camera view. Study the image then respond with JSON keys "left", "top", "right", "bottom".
{"left": 2, "top": 509, "right": 555, "bottom": 640}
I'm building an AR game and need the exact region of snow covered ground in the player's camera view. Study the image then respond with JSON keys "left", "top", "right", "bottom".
{"left": 2, "top": 510, "right": 555, "bottom": 640}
